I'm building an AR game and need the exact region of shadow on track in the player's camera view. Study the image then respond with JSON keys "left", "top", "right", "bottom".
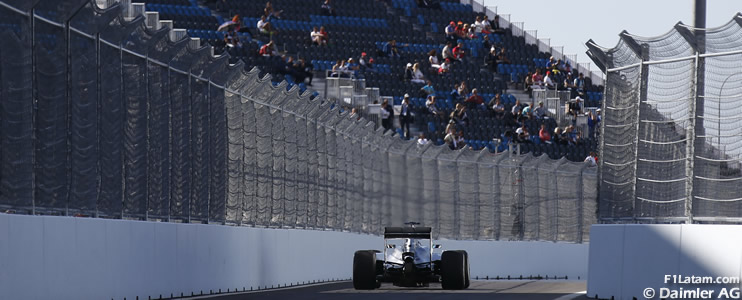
{"left": 191, "top": 280, "right": 586, "bottom": 300}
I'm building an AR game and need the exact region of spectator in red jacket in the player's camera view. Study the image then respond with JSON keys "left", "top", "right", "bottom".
{"left": 539, "top": 124, "right": 551, "bottom": 143}
{"left": 452, "top": 42, "right": 466, "bottom": 62}
{"left": 465, "top": 88, "right": 484, "bottom": 107}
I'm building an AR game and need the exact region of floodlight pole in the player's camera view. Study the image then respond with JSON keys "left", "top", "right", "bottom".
{"left": 690, "top": 0, "right": 706, "bottom": 224}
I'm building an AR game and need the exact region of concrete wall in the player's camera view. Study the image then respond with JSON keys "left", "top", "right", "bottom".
{"left": 0, "top": 213, "right": 588, "bottom": 300}
{"left": 587, "top": 224, "right": 742, "bottom": 300}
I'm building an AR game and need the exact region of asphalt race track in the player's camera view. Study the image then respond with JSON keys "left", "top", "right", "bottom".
{"left": 191, "top": 280, "right": 588, "bottom": 300}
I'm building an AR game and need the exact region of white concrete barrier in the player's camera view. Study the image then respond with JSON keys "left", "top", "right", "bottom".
{"left": 587, "top": 224, "right": 742, "bottom": 300}
{"left": 0, "top": 213, "right": 588, "bottom": 300}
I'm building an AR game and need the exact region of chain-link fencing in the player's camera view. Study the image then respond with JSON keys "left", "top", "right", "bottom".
{"left": 587, "top": 16, "right": 742, "bottom": 223}
{"left": 0, "top": 0, "right": 597, "bottom": 241}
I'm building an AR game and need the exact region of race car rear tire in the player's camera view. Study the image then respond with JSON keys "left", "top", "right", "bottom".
{"left": 458, "top": 250, "right": 470, "bottom": 288}
{"left": 441, "top": 250, "right": 466, "bottom": 290}
{"left": 353, "top": 250, "right": 377, "bottom": 290}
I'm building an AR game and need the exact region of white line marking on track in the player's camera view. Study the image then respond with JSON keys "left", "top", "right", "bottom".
{"left": 553, "top": 290, "right": 587, "bottom": 300}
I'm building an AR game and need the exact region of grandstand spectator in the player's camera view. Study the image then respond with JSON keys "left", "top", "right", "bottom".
{"left": 359, "top": 52, "right": 374, "bottom": 72}
{"left": 563, "top": 73, "right": 575, "bottom": 91}
{"left": 381, "top": 39, "right": 407, "bottom": 58}
{"left": 564, "top": 61, "right": 572, "bottom": 74}
{"left": 482, "top": 35, "right": 492, "bottom": 53}
{"left": 444, "top": 119, "right": 456, "bottom": 136}
{"left": 465, "top": 88, "right": 484, "bottom": 107}
{"left": 450, "top": 103, "right": 469, "bottom": 128}
{"left": 515, "top": 125, "right": 531, "bottom": 144}
{"left": 524, "top": 71, "right": 534, "bottom": 92}
{"left": 464, "top": 24, "right": 476, "bottom": 39}
{"left": 453, "top": 42, "right": 466, "bottom": 62}
{"left": 404, "top": 63, "right": 413, "bottom": 80}
{"left": 458, "top": 81, "right": 469, "bottom": 98}
{"left": 417, "top": 133, "right": 430, "bottom": 145}
{"left": 380, "top": 99, "right": 392, "bottom": 131}
{"left": 473, "top": 16, "right": 486, "bottom": 34}
{"left": 455, "top": 21, "right": 466, "bottom": 38}
{"left": 568, "top": 96, "right": 583, "bottom": 122}
{"left": 496, "top": 47, "right": 510, "bottom": 65}
{"left": 546, "top": 56, "right": 556, "bottom": 69}
{"left": 573, "top": 72, "right": 586, "bottom": 97}
{"left": 263, "top": 6, "right": 282, "bottom": 23}
{"left": 442, "top": 42, "right": 455, "bottom": 62}
{"left": 585, "top": 151, "right": 598, "bottom": 166}
{"left": 319, "top": 26, "right": 329, "bottom": 44}
{"left": 484, "top": 47, "right": 498, "bottom": 72}
{"left": 567, "top": 125, "right": 579, "bottom": 144}
{"left": 587, "top": 109, "right": 601, "bottom": 139}
{"left": 264, "top": 2, "right": 282, "bottom": 18}
{"left": 438, "top": 58, "right": 451, "bottom": 74}
{"left": 420, "top": 80, "right": 435, "bottom": 97}
{"left": 346, "top": 58, "right": 361, "bottom": 78}
{"left": 470, "top": 26, "right": 480, "bottom": 39}
{"left": 331, "top": 59, "right": 344, "bottom": 77}
{"left": 534, "top": 101, "right": 547, "bottom": 119}
{"left": 350, "top": 108, "right": 360, "bottom": 120}
{"left": 482, "top": 15, "right": 493, "bottom": 33}
{"left": 296, "top": 58, "right": 313, "bottom": 85}
{"left": 310, "top": 26, "right": 327, "bottom": 46}
{"left": 426, "top": 96, "right": 441, "bottom": 115}
{"left": 223, "top": 15, "right": 242, "bottom": 47}
{"left": 411, "top": 63, "right": 425, "bottom": 84}
{"left": 224, "top": 30, "right": 241, "bottom": 48}
{"left": 491, "top": 15, "right": 505, "bottom": 34}
{"left": 449, "top": 83, "right": 461, "bottom": 101}
{"left": 444, "top": 128, "right": 458, "bottom": 150}
{"left": 368, "top": 57, "right": 376, "bottom": 70}
{"left": 428, "top": 49, "right": 441, "bottom": 70}
{"left": 259, "top": 41, "right": 278, "bottom": 57}
{"left": 575, "top": 131, "right": 585, "bottom": 146}
{"left": 532, "top": 69, "right": 544, "bottom": 88}
{"left": 257, "top": 15, "right": 277, "bottom": 37}
{"left": 553, "top": 127, "right": 566, "bottom": 145}
{"left": 556, "top": 59, "right": 565, "bottom": 73}
{"left": 511, "top": 99, "right": 522, "bottom": 118}
{"left": 489, "top": 94, "right": 505, "bottom": 119}
{"left": 539, "top": 124, "right": 551, "bottom": 143}
{"left": 544, "top": 71, "right": 556, "bottom": 89}
{"left": 320, "top": 0, "right": 336, "bottom": 16}
{"left": 400, "top": 94, "right": 413, "bottom": 139}
{"left": 522, "top": 102, "right": 533, "bottom": 120}
{"left": 282, "top": 56, "right": 296, "bottom": 76}
{"left": 445, "top": 22, "right": 457, "bottom": 43}
{"left": 456, "top": 130, "right": 466, "bottom": 150}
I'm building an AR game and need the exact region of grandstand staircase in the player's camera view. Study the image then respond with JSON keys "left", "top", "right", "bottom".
{"left": 507, "top": 82, "right": 530, "bottom": 103}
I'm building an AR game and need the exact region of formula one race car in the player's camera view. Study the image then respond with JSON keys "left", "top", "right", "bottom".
{"left": 353, "top": 223, "right": 470, "bottom": 290}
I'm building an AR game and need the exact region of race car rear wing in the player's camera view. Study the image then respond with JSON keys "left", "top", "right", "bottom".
{"left": 384, "top": 227, "right": 432, "bottom": 239}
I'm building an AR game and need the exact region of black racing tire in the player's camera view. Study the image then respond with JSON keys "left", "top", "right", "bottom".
{"left": 353, "top": 250, "right": 377, "bottom": 290}
{"left": 458, "top": 250, "right": 470, "bottom": 289}
{"left": 441, "top": 250, "right": 466, "bottom": 290}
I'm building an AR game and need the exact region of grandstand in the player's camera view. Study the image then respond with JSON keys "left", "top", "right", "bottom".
{"left": 0, "top": 0, "right": 597, "bottom": 239}
{"left": 137, "top": 0, "right": 604, "bottom": 161}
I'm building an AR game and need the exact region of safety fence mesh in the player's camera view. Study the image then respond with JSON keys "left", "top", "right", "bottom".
{"left": 588, "top": 16, "right": 742, "bottom": 223}
{"left": 0, "top": 0, "right": 596, "bottom": 241}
